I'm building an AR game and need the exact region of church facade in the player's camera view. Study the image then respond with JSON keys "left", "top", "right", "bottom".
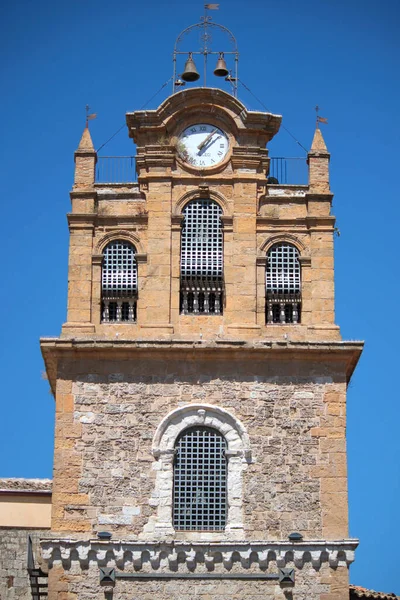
{"left": 36, "top": 85, "right": 364, "bottom": 600}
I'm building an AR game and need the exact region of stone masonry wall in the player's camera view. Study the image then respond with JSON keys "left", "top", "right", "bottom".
{"left": 0, "top": 528, "right": 49, "bottom": 600}
{"left": 51, "top": 349, "right": 348, "bottom": 542}
{"left": 45, "top": 557, "right": 349, "bottom": 600}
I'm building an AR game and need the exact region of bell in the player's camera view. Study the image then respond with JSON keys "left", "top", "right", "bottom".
{"left": 181, "top": 53, "right": 200, "bottom": 82}
{"left": 214, "top": 53, "right": 229, "bottom": 77}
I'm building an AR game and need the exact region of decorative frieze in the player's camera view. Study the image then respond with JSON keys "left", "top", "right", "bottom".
{"left": 41, "top": 539, "right": 358, "bottom": 570}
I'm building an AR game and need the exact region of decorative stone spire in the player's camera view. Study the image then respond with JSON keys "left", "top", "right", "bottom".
{"left": 310, "top": 125, "right": 328, "bottom": 153}
{"left": 308, "top": 124, "right": 330, "bottom": 193}
{"left": 73, "top": 124, "right": 97, "bottom": 189}
{"left": 77, "top": 124, "right": 95, "bottom": 152}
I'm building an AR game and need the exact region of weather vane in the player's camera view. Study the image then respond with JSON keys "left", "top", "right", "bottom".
{"left": 315, "top": 105, "right": 328, "bottom": 128}
{"left": 85, "top": 105, "right": 97, "bottom": 128}
{"left": 172, "top": 3, "right": 239, "bottom": 97}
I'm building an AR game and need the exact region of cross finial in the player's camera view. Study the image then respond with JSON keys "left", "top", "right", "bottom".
{"left": 315, "top": 105, "right": 320, "bottom": 128}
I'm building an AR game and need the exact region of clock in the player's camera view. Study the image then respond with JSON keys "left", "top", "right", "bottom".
{"left": 178, "top": 123, "right": 229, "bottom": 168}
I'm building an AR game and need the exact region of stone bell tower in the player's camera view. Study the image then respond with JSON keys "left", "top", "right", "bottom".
{"left": 39, "top": 15, "right": 363, "bottom": 600}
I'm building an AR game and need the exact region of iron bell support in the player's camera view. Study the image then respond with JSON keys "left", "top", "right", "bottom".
{"left": 172, "top": 8, "right": 239, "bottom": 96}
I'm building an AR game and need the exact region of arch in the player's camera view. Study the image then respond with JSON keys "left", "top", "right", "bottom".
{"left": 141, "top": 404, "right": 252, "bottom": 541}
{"left": 152, "top": 404, "right": 251, "bottom": 458}
{"left": 259, "top": 233, "right": 307, "bottom": 256}
{"left": 173, "top": 189, "right": 230, "bottom": 216}
{"left": 95, "top": 230, "right": 144, "bottom": 255}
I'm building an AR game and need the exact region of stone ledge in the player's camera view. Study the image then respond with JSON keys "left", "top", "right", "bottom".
{"left": 40, "top": 539, "right": 358, "bottom": 570}
{"left": 0, "top": 478, "right": 52, "bottom": 494}
{"left": 40, "top": 337, "right": 364, "bottom": 396}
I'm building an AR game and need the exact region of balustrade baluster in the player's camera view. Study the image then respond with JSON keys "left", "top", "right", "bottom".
{"left": 116, "top": 301, "right": 122, "bottom": 322}
{"left": 103, "top": 300, "right": 110, "bottom": 323}
{"left": 182, "top": 290, "right": 188, "bottom": 314}
{"left": 267, "top": 300, "right": 273, "bottom": 323}
{"left": 193, "top": 290, "right": 199, "bottom": 314}
{"left": 204, "top": 290, "right": 210, "bottom": 314}
{"left": 280, "top": 303, "right": 286, "bottom": 323}
{"left": 128, "top": 301, "right": 135, "bottom": 322}
{"left": 292, "top": 303, "right": 299, "bottom": 324}
{"left": 214, "top": 291, "right": 221, "bottom": 315}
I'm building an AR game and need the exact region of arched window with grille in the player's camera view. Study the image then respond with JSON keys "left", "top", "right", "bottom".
{"left": 265, "top": 243, "right": 301, "bottom": 324}
{"left": 101, "top": 240, "right": 137, "bottom": 323}
{"left": 173, "top": 426, "right": 227, "bottom": 531}
{"left": 180, "top": 199, "right": 223, "bottom": 314}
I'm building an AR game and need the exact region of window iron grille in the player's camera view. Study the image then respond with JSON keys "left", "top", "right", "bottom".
{"left": 102, "top": 240, "right": 137, "bottom": 297}
{"left": 266, "top": 243, "right": 300, "bottom": 294}
{"left": 266, "top": 244, "right": 301, "bottom": 324}
{"left": 180, "top": 199, "right": 223, "bottom": 314}
{"left": 173, "top": 426, "right": 227, "bottom": 531}
{"left": 181, "top": 199, "right": 223, "bottom": 280}
{"left": 101, "top": 240, "right": 137, "bottom": 323}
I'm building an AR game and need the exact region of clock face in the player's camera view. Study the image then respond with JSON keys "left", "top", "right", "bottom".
{"left": 178, "top": 123, "right": 229, "bottom": 168}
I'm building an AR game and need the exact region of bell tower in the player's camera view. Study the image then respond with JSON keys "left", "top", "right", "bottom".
{"left": 40, "top": 12, "right": 363, "bottom": 600}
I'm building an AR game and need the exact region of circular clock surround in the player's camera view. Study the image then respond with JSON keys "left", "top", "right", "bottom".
{"left": 178, "top": 123, "right": 229, "bottom": 169}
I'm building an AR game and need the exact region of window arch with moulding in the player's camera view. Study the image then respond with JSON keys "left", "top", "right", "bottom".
{"left": 141, "top": 404, "right": 252, "bottom": 540}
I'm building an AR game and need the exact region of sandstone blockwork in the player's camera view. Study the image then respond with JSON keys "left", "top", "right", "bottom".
{"left": 36, "top": 87, "right": 364, "bottom": 600}
{"left": 63, "top": 88, "right": 338, "bottom": 343}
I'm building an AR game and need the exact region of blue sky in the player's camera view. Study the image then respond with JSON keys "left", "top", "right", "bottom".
{"left": 1, "top": 0, "right": 399, "bottom": 594}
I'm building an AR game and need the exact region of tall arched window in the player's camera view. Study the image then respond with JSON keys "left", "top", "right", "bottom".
{"left": 101, "top": 240, "right": 137, "bottom": 323}
{"left": 266, "top": 243, "right": 301, "bottom": 324}
{"left": 180, "top": 199, "right": 223, "bottom": 315}
{"left": 173, "top": 426, "right": 227, "bottom": 531}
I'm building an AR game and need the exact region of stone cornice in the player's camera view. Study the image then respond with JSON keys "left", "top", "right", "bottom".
{"left": 40, "top": 539, "right": 358, "bottom": 570}
{"left": 231, "top": 147, "right": 269, "bottom": 171}
{"left": 127, "top": 88, "right": 281, "bottom": 144}
{"left": 67, "top": 213, "right": 149, "bottom": 229}
{"left": 70, "top": 190, "right": 96, "bottom": 200}
{"left": 305, "top": 192, "right": 334, "bottom": 202}
{"left": 96, "top": 214, "right": 148, "bottom": 225}
{"left": 74, "top": 149, "right": 97, "bottom": 159}
{"left": 308, "top": 150, "right": 330, "bottom": 159}
{"left": 67, "top": 213, "right": 95, "bottom": 230}
{"left": 136, "top": 173, "right": 268, "bottom": 184}
{"left": 40, "top": 338, "right": 363, "bottom": 396}
{"left": 256, "top": 215, "right": 336, "bottom": 231}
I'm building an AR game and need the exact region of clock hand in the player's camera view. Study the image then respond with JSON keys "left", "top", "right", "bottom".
{"left": 197, "top": 128, "right": 217, "bottom": 151}
{"left": 198, "top": 135, "right": 221, "bottom": 156}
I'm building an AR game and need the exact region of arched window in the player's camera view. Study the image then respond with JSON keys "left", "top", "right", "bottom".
{"left": 180, "top": 199, "right": 223, "bottom": 315}
{"left": 101, "top": 240, "right": 137, "bottom": 323}
{"left": 266, "top": 243, "right": 301, "bottom": 324}
{"left": 173, "top": 426, "right": 227, "bottom": 531}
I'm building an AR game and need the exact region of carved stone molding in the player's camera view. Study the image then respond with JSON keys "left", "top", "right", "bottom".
{"left": 144, "top": 404, "right": 251, "bottom": 540}
{"left": 40, "top": 539, "right": 358, "bottom": 570}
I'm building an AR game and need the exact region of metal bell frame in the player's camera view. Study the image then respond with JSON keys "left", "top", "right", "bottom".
{"left": 172, "top": 9, "right": 239, "bottom": 97}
